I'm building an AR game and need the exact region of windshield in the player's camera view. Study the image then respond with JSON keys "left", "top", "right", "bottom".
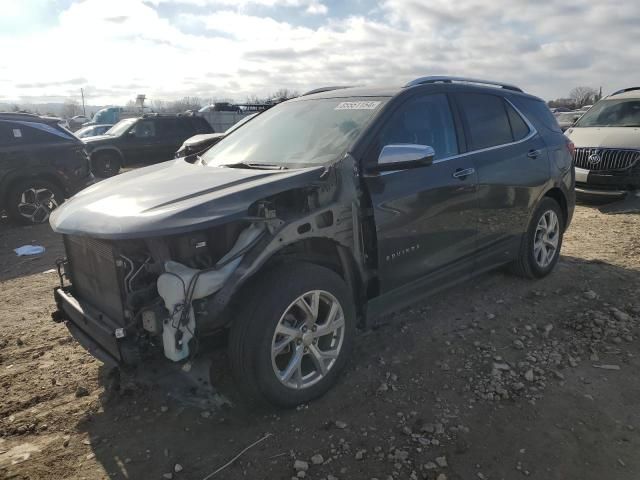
{"left": 75, "top": 127, "right": 92, "bottom": 138}
{"left": 575, "top": 99, "right": 640, "bottom": 127}
{"left": 557, "top": 112, "right": 580, "bottom": 122}
{"left": 106, "top": 118, "right": 136, "bottom": 136}
{"left": 225, "top": 113, "right": 257, "bottom": 134}
{"left": 201, "top": 97, "right": 386, "bottom": 168}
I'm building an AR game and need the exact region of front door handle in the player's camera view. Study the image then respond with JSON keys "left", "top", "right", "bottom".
{"left": 527, "top": 149, "right": 541, "bottom": 159}
{"left": 452, "top": 167, "right": 475, "bottom": 179}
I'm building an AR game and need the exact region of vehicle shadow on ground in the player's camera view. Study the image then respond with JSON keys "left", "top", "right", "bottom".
{"left": 597, "top": 191, "right": 640, "bottom": 215}
{"left": 74, "top": 255, "right": 640, "bottom": 480}
{"left": 0, "top": 220, "right": 64, "bottom": 282}
{"left": 577, "top": 190, "right": 640, "bottom": 215}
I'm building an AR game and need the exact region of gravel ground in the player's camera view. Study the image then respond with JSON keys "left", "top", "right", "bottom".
{"left": 1, "top": 201, "right": 639, "bottom": 480}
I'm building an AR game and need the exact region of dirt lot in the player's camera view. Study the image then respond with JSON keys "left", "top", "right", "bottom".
{"left": 1, "top": 200, "right": 640, "bottom": 480}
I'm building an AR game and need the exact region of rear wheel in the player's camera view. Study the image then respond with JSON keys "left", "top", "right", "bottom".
{"left": 91, "top": 151, "right": 121, "bottom": 178}
{"left": 511, "top": 197, "right": 564, "bottom": 278}
{"left": 6, "top": 178, "right": 64, "bottom": 225}
{"left": 228, "top": 262, "right": 356, "bottom": 407}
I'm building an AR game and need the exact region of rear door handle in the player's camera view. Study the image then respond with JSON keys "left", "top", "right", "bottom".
{"left": 527, "top": 149, "right": 541, "bottom": 159}
{"left": 452, "top": 167, "right": 475, "bottom": 179}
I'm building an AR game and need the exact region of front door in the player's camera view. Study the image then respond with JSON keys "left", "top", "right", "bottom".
{"left": 122, "top": 119, "right": 159, "bottom": 165}
{"left": 364, "top": 93, "right": 478, "bottom": 293}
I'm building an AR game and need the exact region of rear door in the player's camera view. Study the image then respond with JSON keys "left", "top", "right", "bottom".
{"left": 364, "top": 92, "right": 478, "bottom": 293}
{"left": 453, "top": 92, "right": 549, "bottom": 267}
{"left": 156, "top": 118, "right": 192, "bottom": 161}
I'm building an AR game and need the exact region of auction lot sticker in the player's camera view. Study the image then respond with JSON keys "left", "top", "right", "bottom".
{"left": 335, "top": 101, "right": 381, "bottom": 110}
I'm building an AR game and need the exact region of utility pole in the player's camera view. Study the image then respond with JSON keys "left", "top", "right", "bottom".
{"left": 81, "top": 88, "right": 86, "bottom": 116}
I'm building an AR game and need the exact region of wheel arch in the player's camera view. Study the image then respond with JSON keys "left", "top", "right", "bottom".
{"left": 252, "top": 237, "right": 365, "bottom": 321}
{"left": 89, "top": 146, "right": 124, "bottom": 162}
{"left": 542, "top": 186, "right": 569, "bottom": 231}
{"left": 0, "top": 170, "right": 66, "bottom": 207}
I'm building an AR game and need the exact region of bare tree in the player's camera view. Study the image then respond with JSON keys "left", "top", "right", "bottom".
{"left": 569, "top": 87, "right": 598, "bottom": 108}
{"left": 270, "top": 88, "right": 299, "bottom": 101}
{"left": 62, "top": 99, "right": 80, "bottom": 118}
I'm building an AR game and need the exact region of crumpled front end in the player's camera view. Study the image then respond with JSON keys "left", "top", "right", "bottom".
{"left": 53, "top": 219, "right": 268, "bottom": 366}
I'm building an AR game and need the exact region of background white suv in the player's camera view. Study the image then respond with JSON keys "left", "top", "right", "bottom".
{"left": 565, "top": 87, "right": 640, "bottom": 199}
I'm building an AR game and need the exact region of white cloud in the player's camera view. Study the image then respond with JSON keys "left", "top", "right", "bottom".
{"left": 1, "top": 0, "right": 639, "bottom": 104}
{"left": 147, "top": 0, "right": 328, "bottom": 14}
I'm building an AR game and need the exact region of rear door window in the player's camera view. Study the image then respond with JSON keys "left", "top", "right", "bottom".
{"left": 4, "top": 122, "right": 70, "bottom": 144}
{"left": 456, "top": 93, "right": 513, "bottom": 150}
{"left": 377, "top": 93, "right": 459, "bottom": 160}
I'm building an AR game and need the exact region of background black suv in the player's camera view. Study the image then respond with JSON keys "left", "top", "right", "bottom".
{"left": 0, "top": 112, "right": 93, "bottom": 224}
{"left": 84, "top": 114, "right": 212, "bottom": 177}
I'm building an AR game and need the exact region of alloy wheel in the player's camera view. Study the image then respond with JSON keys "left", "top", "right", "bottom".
{"left": 271, "top": 290, "right": 345, "bottom": 390}
{"left": 17, "top": 187, "right": 59, "bottom": 224}
{"left": 533, "top": 210, "right": 559, "bottom": 268}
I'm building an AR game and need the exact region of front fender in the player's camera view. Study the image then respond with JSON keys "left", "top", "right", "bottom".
{"left": 200, "top": 203, "right": 358, "bottom": 330}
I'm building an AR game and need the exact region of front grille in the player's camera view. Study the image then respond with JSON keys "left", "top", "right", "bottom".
{"left": 64, "top": 235, "right": 125, "bottom": 324}
{"left": 573, "top": 147, "right": 640, "bottom": 171}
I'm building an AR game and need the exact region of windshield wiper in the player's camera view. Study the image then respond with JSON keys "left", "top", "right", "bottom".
{"left": 222, "top": 162, "right": 287, "bottom": 170}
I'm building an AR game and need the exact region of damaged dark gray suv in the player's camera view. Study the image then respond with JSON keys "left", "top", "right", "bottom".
{"left": 51, "top": 76, "right": 575, "bottom": 407}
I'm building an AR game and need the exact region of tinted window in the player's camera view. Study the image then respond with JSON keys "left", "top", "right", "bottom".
{"left": 378, "top": 93, "right": 458, "bottom": 160}
{"left": 3, "top": 122, "right": 70, "bottom": 144}
{"left": 131, "top": 120, "right": 156, "bottom": 138}
{"left": 457, "top": 93, "right": 512, "bottom": 150}
{"left": 505, "top": 101, "right": 530, "bottom": 140}
{"left": 156, "top": 118, "right": 186, "bottom": 136}
{"left": 513, "top": 97, "right": 562, "bottom": 133}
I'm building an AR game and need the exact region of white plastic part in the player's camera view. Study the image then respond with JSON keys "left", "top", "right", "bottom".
{"left": 156, "top": 223, "right": 264, "bottom": 362}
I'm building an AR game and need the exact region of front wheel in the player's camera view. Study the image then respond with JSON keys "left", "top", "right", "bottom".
{"left": 511, "top": 197, "right": 564, "bottom": 278}
{"left": 91, "top": 151, "right": 121, "bottom": 178}
{"left": 229, "top": 262, "right": 356, "bottom": 407}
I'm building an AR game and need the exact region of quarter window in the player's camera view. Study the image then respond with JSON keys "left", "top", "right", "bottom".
{"left": 378, "top": 93, "right": 458, "bottom": 160}
{"left": 457, "top": 93, "right": 513, "bottom": 150}
{"left": 505, "top": 102, "right": 530, "bottom": 141}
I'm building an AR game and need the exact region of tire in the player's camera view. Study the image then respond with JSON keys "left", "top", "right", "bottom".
{"left": 511, "top": 197, "right": 564, "bottom": 279}
{"left": 6, "top": 178, "right": 64, "bottom": 225}
{"left": 91, "top": 151, "right": 121, "bottom": 178}
{"left": 228, "top": 262, "right": 356, "bottom": 408}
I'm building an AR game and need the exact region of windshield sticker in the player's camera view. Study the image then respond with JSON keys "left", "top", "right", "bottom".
{"left": 13, "top": 129, "right": 22, "bottom": 138}
{"left": 335, "top": 101, "right": 381, "bottom": 111}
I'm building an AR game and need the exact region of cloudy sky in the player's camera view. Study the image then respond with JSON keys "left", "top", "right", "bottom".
{"left": 1, "top": 0, "right": 639, "bottom": 105}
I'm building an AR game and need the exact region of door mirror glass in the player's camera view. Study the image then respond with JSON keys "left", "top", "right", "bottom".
{"left": 376, "top": 144, "right": 435, "bottom": 171}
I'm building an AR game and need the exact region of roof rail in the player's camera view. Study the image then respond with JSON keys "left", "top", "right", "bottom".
{"left": 608, "top": 86, "right": 640, "bottom": 97}
{"left": 404, "top": 76, "right": 523, "bottom": 92}
{"left": 302, "top": 86, "right": 353, "bottom": 96}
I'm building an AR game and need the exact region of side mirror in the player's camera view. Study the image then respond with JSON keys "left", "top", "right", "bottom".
{"left": 375, "top": 144, "right": 435, "bottom": 172}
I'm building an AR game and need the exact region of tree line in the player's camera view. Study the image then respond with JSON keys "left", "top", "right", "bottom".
{"left": 547, "top": 86, "right": 602, "bottom": 110}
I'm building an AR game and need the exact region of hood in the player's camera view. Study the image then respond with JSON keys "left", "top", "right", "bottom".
{"left": 183, "top": 133, "right": 225, "bottom": 148}
{"left": 83, "top": 134, "right": 113, "bottom": 145}
{"left": 566, "top": 127, "right": 640, "bottom": 149}
{"left": 50, "top": 158, "right": 325, "bottom": 239}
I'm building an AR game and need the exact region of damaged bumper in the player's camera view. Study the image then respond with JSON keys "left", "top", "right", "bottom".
{"left": 53, "top": 286, "right": 122, "bottom": 366}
